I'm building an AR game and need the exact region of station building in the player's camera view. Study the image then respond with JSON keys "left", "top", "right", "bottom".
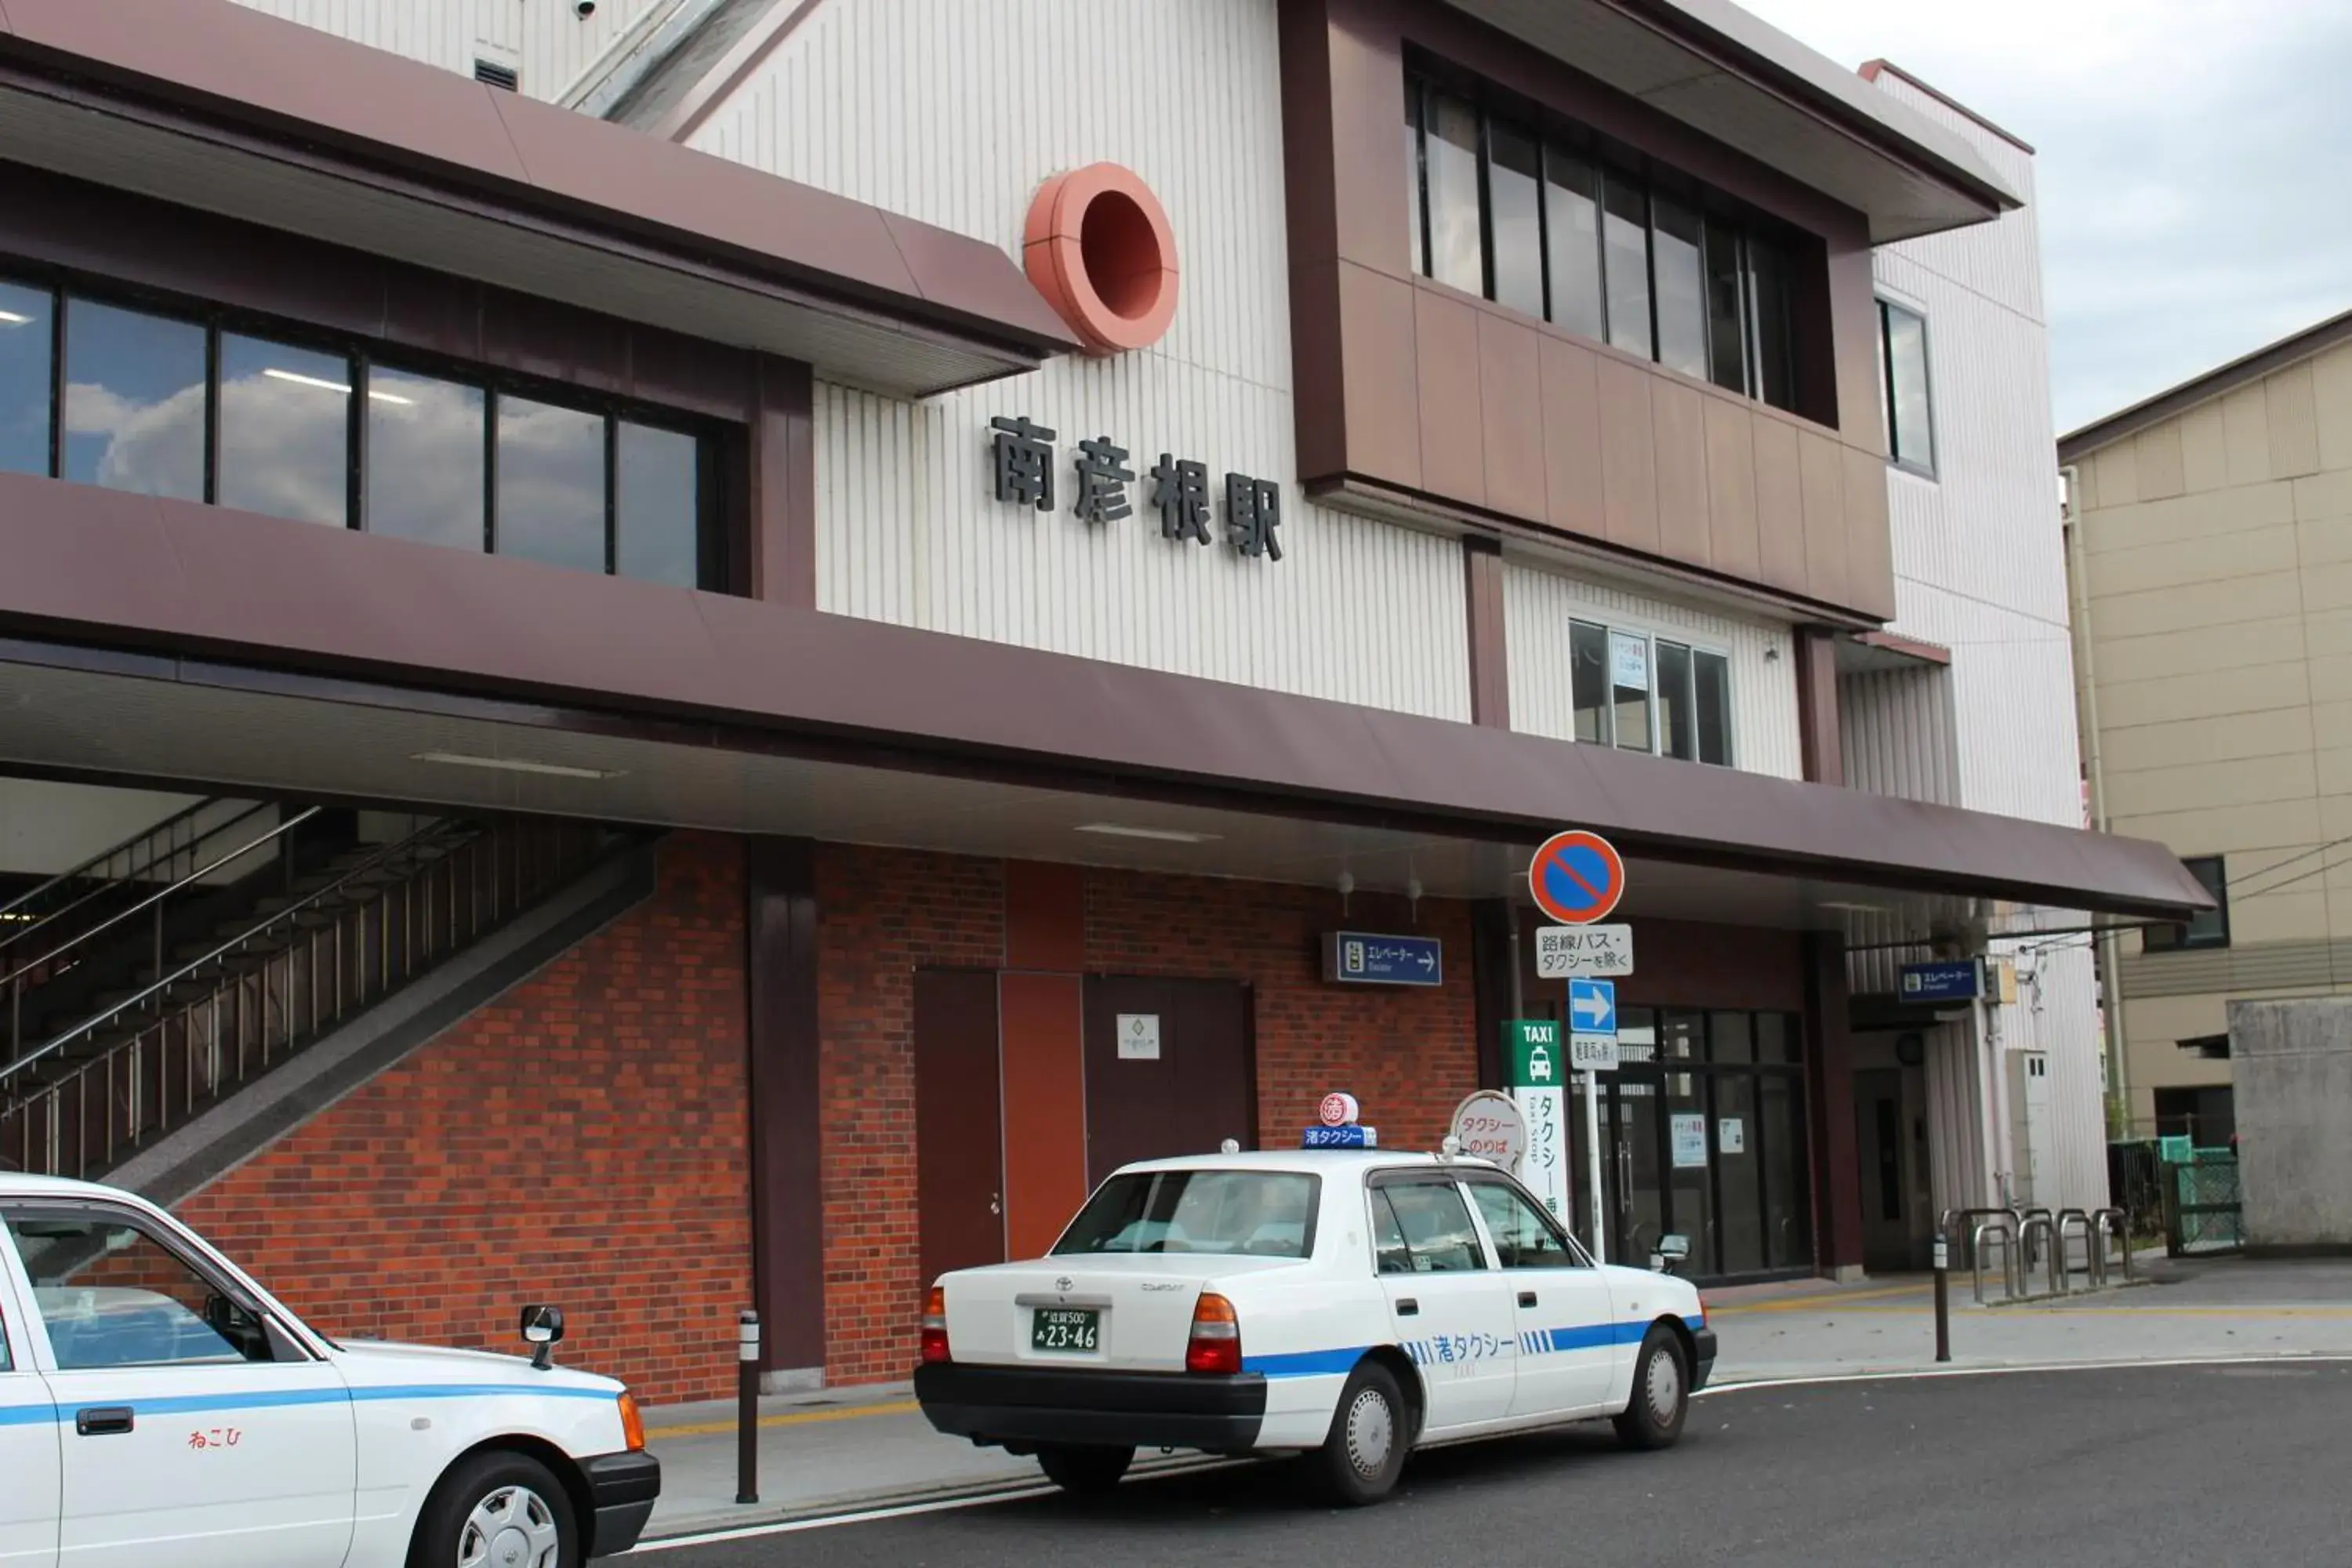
{"left": 0, "top": 0, "right": 2203, "bottom": 1401}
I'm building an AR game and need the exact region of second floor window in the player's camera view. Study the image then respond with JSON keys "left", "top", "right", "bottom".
{"left": 0, "top": 273, "right": 713, "bottom": 590}
{"left": 1878, "top": 299, "right": 1935, "bottom": 477}
{"left": 1568, "top": 619, "right": 1732, "bottom": 766}
{"left": 1404, "top": 75, "right": 1800, "bottom": 416}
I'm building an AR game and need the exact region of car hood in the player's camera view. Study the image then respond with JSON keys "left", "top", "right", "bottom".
{"left": 330, "top": 1338, "right": 622, "bottom": 1395}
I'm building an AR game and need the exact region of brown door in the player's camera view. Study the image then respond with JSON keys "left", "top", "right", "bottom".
{"left": 914, "top": 968, "right": 1005, "bottom": 1287}
{"left": 1081, "top": 977, "right": 1255, "bottom": 1183}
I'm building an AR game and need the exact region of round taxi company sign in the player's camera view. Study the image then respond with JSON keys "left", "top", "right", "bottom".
{"left": 1449, "top": 1091, "right": 1527, "bottom": 1173}
{"left": 1318, "top": 1091, "right": 1360, "bottom": 1127}
{"left": 1529, "top": 829, "right": 1627, "bottom": 925}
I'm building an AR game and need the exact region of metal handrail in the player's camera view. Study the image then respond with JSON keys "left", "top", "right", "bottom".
{"left": 0, "top": 814, "right": 446, "bottom": 1089}
{"left": 0, "top": 806, "right": 318, "bottom": 996}
{"left": 1942, "top": 1207, "right": 2018, "bottom": 1274}
{"left": 2013, "top": 1205, "right": 2053, "bottom": 1269}
{"left": 0, "top": 796, "right": 233, "bottom": 930}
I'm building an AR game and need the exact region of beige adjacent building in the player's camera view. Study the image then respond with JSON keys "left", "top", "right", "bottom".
{"left": 2061, "top": 308, "right": 2352, "bottom": 1145}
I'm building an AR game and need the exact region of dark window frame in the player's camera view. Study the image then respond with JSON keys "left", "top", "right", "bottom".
{"left": 2142, "top": 856, "right": 2229, "bottom": 953}
{"left": 1567, "top": 615, "right": 1735, "bottom": 768}
{"left": 1877, "top": 296, "right": 1937, "bottom": 479}
{"left": 0, "top": 257, "right": 724, "bottom": 590}
{"left": 1403, "top": 67, "right": 1806, "bottom": 418}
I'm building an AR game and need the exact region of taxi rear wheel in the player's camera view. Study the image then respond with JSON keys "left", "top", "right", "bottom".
{"left": 1309, "top": 1359, "right": 1407, "bottom": 1506}
{"left": 1037, "top": 1443, "right": 1135, "bottom": 1494}
{"left": 1613, "top": 1324, "right": 1689, "bottom": 1451}
{"left": 412, "top": 1449, "right": 579, "bottom": 1568}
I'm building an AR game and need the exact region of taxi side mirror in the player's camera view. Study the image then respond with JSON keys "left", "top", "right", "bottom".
{"left": 520, "top": 1303, "right": 566, "bottom": 1370}
{"left": 1650, "top": 1235, "right": 1690, "bottom": 1274}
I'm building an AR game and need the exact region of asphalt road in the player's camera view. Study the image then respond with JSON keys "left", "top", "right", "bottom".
{"left": 636, "top": 1363, "right": 2352, "bottom": 1567}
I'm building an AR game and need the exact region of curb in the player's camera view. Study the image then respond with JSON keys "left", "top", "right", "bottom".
{"left": 637, "top": 1451, "right": 1222, "bottom": 1543}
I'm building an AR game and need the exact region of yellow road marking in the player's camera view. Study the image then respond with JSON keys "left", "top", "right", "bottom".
{"left": 1710, "top": 1284, "right": 1932, "bottom": 1314}
{"left": 648, "top": 1399, "right": 922, "bottom": 1441}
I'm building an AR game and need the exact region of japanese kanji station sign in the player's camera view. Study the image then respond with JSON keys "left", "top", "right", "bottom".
{"left": 989, "top": 416, "right": 1285, "bottom": 561}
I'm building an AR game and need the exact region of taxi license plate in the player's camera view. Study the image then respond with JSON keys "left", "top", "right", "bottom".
{"left": 1031, "top": 1307, "right": 1099, "bottom": 1352}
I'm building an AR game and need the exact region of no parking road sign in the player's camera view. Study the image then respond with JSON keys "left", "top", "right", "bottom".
{"left": 1529, "top": 829, "right": 1626, "bottom": 925}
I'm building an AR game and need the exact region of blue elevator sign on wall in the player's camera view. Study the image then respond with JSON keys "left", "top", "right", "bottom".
{"left": 1322, "top": 932, "right": 1444, "bottom": 988}
{"left": 1900, "top": 960, "right": 1983, "bottom": 1004}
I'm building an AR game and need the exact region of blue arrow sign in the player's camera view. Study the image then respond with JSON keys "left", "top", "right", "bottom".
{"left": 1568, "top": 978, "right": 1617, "bottom": 1033}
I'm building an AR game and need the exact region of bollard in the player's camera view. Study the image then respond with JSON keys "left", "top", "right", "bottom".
{"left": 1931, "top": 1234, "right": 1951, "bottom": 1363}
{"left": 735, "top": 1308, "right": 760, "bottom": 1506}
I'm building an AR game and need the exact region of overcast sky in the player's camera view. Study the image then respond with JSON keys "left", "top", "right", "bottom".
{"left": 1733, "top": 0, "right": 2352, "bottom": 434}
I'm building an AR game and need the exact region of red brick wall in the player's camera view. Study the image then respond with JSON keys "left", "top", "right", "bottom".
{"left": 173, "top": 833, "right": 752, "bottom": 1406}
{"left": 811, "top": 848, "right": 1478, "bottom": 1384}
{"left": 814, "top": 844, "right": 1004, "bottom": 1385}
{"left": 1086, "top": 871, "right": 1478, "bottom": 1152}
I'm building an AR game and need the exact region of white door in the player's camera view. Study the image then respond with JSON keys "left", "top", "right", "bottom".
{"left": 1, "top": 1203, "right": 355, "bottom": 1568}
{"left": 1367, "top": 1176, "right": 1515, "bottom": 1431}
{"left": 0, "top": 1257, "right": 58, "bottom": 1568}
{"left": 1461, "top": 1174, "right": 1616, "bottom": 1417}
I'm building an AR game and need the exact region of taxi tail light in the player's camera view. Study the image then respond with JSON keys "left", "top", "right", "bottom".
{"left": 617, "top": 1391, "right": 647, "bottom": 1453}
{"left": 1185, "top": 1292, "right": 1242, "bottom": 1376}
{"left": 920, "top": 1285, "right": 951, "bottom": 1364}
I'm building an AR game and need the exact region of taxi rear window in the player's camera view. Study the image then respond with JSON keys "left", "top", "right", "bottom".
{"left": 1053, "top": 1171, "right": 1320, "bottom": 1259}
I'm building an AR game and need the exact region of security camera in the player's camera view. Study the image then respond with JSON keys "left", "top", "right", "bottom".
{"left": 574, "top": 0, "right": 597, "bottom": 16}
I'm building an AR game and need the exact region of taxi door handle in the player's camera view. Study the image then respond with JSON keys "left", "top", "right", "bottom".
{"left": 75, "top": 1406, "right": 133, "bottom": 1437}
{"left": 1518, "top": 1291, "right": 1538, "bottom": 1308}
{"left": 1396, "top": 1298, "right": 1419, "bottom": 1316}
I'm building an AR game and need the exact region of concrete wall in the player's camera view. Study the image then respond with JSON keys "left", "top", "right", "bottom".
{"left": 2230, "top": 996, "right": 2352, "bottom": 1250}
{"left": 2074, "top": 334, "right": 2352, "bottom": 1129}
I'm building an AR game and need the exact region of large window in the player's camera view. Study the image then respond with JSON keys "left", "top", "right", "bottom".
{"left": 0, "top": 272, "right": 716, "bottom": 590}
{"left": 2142, "top": 855, "right": 2229, "bottom": 953}
{"left": 1569, "top": 618, "right": 1733, "bottom": 766}
{"left": 1403, "top": 74, "right": 1802, "bottom": 416}
{"left": 1878, "top": 299, "right": 1935, "bottom": 477}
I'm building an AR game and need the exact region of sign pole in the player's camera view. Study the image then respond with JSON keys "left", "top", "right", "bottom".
{"left": 1583, "top": 1064, "right": 1606, "bottom": 1264}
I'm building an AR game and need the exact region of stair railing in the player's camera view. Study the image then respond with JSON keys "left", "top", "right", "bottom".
{"left": 1, "top": 815, "right": 602, "bottom": 1180}
{"left": 3, "top": 806, "right": 321, "bottom": 1064}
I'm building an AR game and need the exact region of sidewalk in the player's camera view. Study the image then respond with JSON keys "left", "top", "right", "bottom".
{"left": 636, "top": 1255, "right": 2352, "bottom": 1542}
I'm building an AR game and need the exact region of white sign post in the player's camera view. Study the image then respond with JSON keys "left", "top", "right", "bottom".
{"left": 1567, "top": 978, "right": 1618, "bottom": 1263}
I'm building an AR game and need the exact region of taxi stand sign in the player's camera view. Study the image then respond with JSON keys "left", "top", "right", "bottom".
{"left": 1503, "top": 1022, "right": 1570, "bottom": 1226}
{"left": 1526, "top": 827, "right": 1633, "bottom": 1265}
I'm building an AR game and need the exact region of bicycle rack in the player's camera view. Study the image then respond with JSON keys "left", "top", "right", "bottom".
{"left": 2013, "top": 1206, "right": 2053, "bottom": 1272}
{"left": 1969, "top": 1216, "right": 2019, "bottom": 1305}
{"left": 2018, "top": 1214, "right": 2061, "bottom": 1298}
{"left": 2055, "top": 1209, "right": 2094, "bottom": 1293}
{"left": 2089, "top": 1207, "right": 2132, "bottom": 1288}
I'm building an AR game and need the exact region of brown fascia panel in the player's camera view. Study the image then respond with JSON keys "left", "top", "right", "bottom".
{"left": 0, "top": 470, "right": 2212, "bottom": 924}
{"left": 0, "top": 0, "right": 1080, "bottom": 358}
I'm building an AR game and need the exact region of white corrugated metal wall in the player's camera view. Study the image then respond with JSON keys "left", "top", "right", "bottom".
{"left": 692, "top": 0, "right": 1472, "bottom": 719}
{"left": 1502, "top": 560, "right": 1802, "bottom": 779}
{"left": 1864, "top": 72, "right": 2108, "bottom": 1217}
{"left": 227, "top": 0, "right": 670, "bottom": 101}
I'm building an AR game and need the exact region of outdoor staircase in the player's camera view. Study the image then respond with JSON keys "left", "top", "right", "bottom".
{"left": 0, "top": 801, "right": 629, "bottom": 1182}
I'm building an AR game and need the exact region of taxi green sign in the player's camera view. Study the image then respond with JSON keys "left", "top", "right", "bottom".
{"left": 1504, "top": 1018, "right": 1560, "bottom": 1089}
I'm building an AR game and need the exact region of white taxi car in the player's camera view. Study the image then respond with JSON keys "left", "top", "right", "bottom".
{"left": 915, "top": 1142, "right": 1715, "bottom": 1504}
{"left": 0, "top": 1174, "right": 657, "bottom": 1566}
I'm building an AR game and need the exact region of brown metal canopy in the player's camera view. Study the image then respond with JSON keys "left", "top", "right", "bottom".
{"left": 0, "top": 0, "right": 1080, "bottom": 397}
{"left": 0, "top": 474, "right": 2211, "bottom": 924}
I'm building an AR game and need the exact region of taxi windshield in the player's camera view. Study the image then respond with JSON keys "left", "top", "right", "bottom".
{"left": 1052, "top": 1171, "right": 1320, "bottom": 1259}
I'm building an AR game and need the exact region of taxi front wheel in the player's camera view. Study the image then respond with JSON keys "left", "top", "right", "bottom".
{"left": 1613, "top": 1324, "right": 1690, "bottom": 1450}
{"left": 1309, "top": 1359, "right": 1407, "bottom": 1506}
{"left": 412, "top": 1449, "right": 579, "bottom": 1568}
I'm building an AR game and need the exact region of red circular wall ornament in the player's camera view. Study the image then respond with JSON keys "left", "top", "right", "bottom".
{"left": 1023, "top": 163, "right": 1179, "bottom": 356}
